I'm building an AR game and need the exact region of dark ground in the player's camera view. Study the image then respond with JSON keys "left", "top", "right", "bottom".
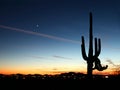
{"left": 0, "top": 78, "right": 119, "bottom": 90}
{"left": 0, "top": 73, "right": 119, "bottom": 89}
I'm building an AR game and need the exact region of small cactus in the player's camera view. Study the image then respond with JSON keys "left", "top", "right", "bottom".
{"left": 81, "top": 12, "right": 108, "bottom": 79}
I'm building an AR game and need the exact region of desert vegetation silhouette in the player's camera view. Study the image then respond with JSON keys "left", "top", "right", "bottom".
{"left": 81, "top": 12, "right": 108, "bottom": 80}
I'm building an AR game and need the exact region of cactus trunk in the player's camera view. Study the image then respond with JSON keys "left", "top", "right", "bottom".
{"left": 88, "top": 12, "right": 93, "bottom": 58}
{"left": 87, "top": 12, "right": 93, "bottom": 79}
{"left": 87, "top": 61, "right": 93, "bottom": 79}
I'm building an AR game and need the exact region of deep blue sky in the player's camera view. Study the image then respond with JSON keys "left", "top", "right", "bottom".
{"left": 0, "top": 0, "right": 120, "bottom": 74}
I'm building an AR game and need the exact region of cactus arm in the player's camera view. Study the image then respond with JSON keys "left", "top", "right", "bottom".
{"left": 98, "top": 38, "right": 101, "bottom": 55}
{"left": 81, "top": 36, "right": 88, "bottom": 60}
{"left": 94, "top": 38, "right": 97, "bottom": 57}
{"left": 94, "top": 38, "right": 101, "bottom": 57}
{"left": 93, "top": 58, "right": 108, "bottom": 71}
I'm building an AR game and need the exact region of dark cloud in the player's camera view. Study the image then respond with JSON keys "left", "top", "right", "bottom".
{"left": 29, "top": 55, "right": 46, "bottom": 59}
{"left": 106, "top": 59, "right": 120, "bottom": 73}
{"left": 53, "top": 55, "right": 73, "bottom": 60}
{"left": 106, "top": 59, "right": 115, "bottom": 66}
{"left": 52, "top": 68, "right": 58, "bottom": 70}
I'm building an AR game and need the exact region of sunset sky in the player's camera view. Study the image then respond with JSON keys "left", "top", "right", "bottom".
{"left": 0, "top": 0, "right": 120, "bottom": 75}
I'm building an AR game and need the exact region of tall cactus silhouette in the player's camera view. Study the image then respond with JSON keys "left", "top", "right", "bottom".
{"left": 81, "top": 12, "right": 108, "bottom": 79}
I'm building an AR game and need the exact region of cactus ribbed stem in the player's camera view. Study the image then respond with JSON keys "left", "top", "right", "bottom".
{"left": 88, "top": 12, "right": 93, "bottom": 58}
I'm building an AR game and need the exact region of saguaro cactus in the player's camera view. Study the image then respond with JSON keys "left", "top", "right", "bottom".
{"left": 81, "top": 12, "right": 108, "bottom": 79}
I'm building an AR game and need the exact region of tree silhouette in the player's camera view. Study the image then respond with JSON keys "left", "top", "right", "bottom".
{"left": 81, "top": 12, "right": 108, "bottom": 80}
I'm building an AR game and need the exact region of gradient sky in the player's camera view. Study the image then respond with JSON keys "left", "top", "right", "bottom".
{"left": 0, "top": 0, "right": 120, "bottom": 75}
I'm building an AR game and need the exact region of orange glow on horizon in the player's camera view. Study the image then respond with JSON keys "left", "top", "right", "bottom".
{"left": 0, "top": 68, "right": 116, "bottom": 75}
{"left": 0, "top": 69, "right": 85, "bottom": 75}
